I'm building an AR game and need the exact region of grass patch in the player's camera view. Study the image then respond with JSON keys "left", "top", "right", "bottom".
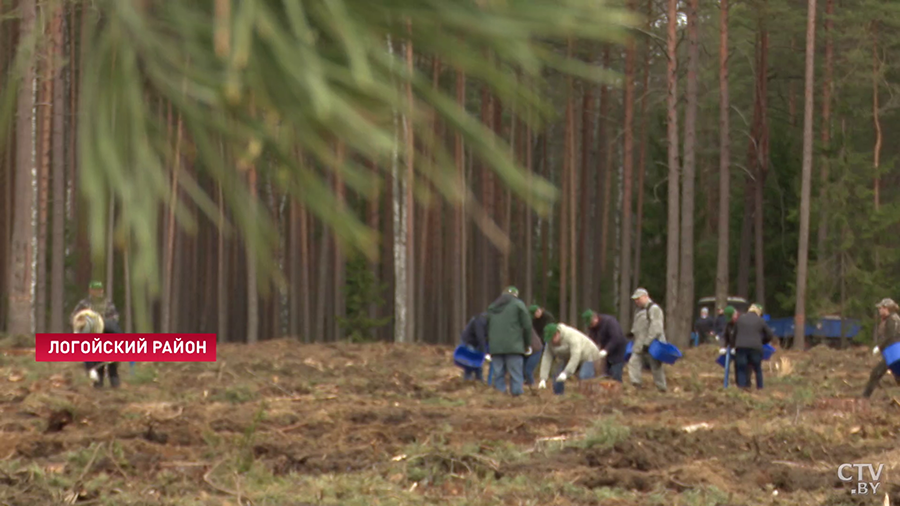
{"left": 575, "top": 415, "right": 631, "bottom": 450}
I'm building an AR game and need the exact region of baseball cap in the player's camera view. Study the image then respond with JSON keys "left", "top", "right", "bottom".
{"left": 631, "top": 288, "right": 648, "bottom": 300}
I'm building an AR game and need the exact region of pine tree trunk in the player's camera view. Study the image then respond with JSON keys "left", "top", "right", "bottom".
{"left": 404, "top": 20, "right": 416, "bottom": 342}
{"left": 36, "top": 41, "right": 52, "bottom": 334}
{"left": 715, "top": 0, "right": 731, "bottom": 313}
{"left": 162, "top": 105, "right": 180, "bottom": 333}
{"left": 619, "top": 1, "right": 637, "bottom": 330}
{"left": 50, "top": 7, "right": 66, "bottom": 333}
{"left": 816, "top": 0, "right": 834, "bottom": 256}
{"left": 540, "top": 133, "right": 549, "bottom": 305}
{"left": 333, "top": 141, "right": 346, "bottom": 341}
{"left": 246, "top": 165, "right": 259, "bottom": 344}
{"left": 525, "top": 114, "right": 534, "bottom": 304}
{"left": 7, "top": 0, "right": 36, "bottom": 336}
{"left": 598, "top": 47, "right": 611, "bottom": 284}
{"left": 453, "top": 68, "right": 466, "bottom": 337}
{"left": 795, "top": 0, "right": 818, "bottom": 350}
{"left": 737, "top": 179, "right": 752, "bottom": 298}
{"left": 580, "top": 79, "right": 593, "bottom": 310}
{"left": 665, "top": 0, "right": 681, "bottom": 338}
{"left": 872, "top": 21, "right": 881, "bottom": 214}
{"left": 561, "top": 38, "right": 573, "bottom": 323}
{"left": 753, "top": 16, "right": 769, "bottom": 308}
{"left": 677, "top": 0, "right": 700, "bottom": 346}
{"left": 388, "top": 34, "right": 407, "bottom": 343}
{"left": 633, "top": 0, "right": 653, "bottom": 291}
{"left": 217, "top": 180, "right": 227, "bottom": 342}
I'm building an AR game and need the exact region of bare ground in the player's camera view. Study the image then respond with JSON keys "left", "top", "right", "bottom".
{"left": 1, "top": 340, "right": 900, "bottom": 505}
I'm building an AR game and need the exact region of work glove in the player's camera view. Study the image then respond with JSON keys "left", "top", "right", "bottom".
{"left": 89, "top": 368, "right": 99, "bottom": 382}
{"left": 873, "top": 346, "right": 880, "bottom": 355}
{"left": 731, "top": 349, "right": 736, "bottom": 355}
{"left": 599, "top": 350, "right": 608, "bottom": 358}
{"left": 524, "top": 347, "right": 533, "bottom": 357}
{"left": 556, "top": 372, "right": 567, "bottom": 383}
{"left": 718, "top": 348, "right": 727, "bottom": 355}
{"left": 484, "top": 354, "right": 492, "bottom": 362}
{"left": 538, "top": 380, "right": 547, "bottom": 389}
{"left": 658, "top": 335, "right": 668, "bottom": 344}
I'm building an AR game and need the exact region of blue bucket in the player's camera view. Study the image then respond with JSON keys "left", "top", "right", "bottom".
{"left": 762, "top": 344, "right": 776, "bottom": 361}
{"left": 623, "top": 341, "right": 633, "bottom": 363}
{"left": 453, "top": 345, "right": 485, "bottom": 369}
{"left": 882, "top": 343, "right": 900, "bottom": 376}
{"left": 648, "top": 340, "right": 682, "bottom": 365}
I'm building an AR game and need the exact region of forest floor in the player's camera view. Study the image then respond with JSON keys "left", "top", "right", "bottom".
{"left": 1, "top": 338, "right": 899, "bottom": 506}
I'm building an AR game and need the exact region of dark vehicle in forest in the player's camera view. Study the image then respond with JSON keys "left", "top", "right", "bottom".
{"left": 696, "top": 296, "right": 750, "bottom": 318}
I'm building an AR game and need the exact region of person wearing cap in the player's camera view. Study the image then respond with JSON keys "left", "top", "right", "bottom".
{"left": 718, "top": 306, "right": 739, "bottom": 384}
{"left": 583, "top": 310, "right": 627, "bottom": 382}
{"left": 694, "top": 307, "right": 715, "bottom": 346}
{"left": 862, "top": 298, "right": 900, "bottom": 398}
{"left": 537, "top": 323, "right": 602, "bottom": 394}
{"left": 70, "top": 281, "right": 120, "bottom": 331}
{"left": 628, "top": 288, "right": 667, "bottom": 392}
{"left": 529, "top": 305, "right": 556, "bottom": 343}
{"left": 732, "top": 303, "right": 773, "bottom": 390}
{"left": 459, "top": 312, "right": 489, "bottom": 382}
{"left": 485, "top": 286, "right": 533, "bottom": 396}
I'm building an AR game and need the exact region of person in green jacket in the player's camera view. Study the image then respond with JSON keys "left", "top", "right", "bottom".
{"left": 486, "top": 286, "right": 533, "bottom": 396}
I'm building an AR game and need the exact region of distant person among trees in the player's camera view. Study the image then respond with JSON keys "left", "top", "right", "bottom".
{"left": 72, "top": 309, "right": 121, "bottom": 389}
{"left": 459, "top": 312, "right": 489, "bottom": 382}
{"left": 71, "top": 281, "right": 119, "bottom": 328}
{"left": 694, "top": 307, "right": 715, "bottom": 346}
{"left": 537, "top": 323, "right": 602, "bottom": 394}
{"left": 582, "top": 310, "right": 627, "bottom": 382}
{"left": 628, "top": 288, "right": 667, "bottom": 392}
{"left": 732, "top": 304, "right": 774, "bottom": 390}
{"left": 485, "top": 286, "right": 533, "bottom": 396}
{"left": 863, "top": 298, "right": 900, "bottom": 398}
{"left": 714, "top": 307, "right": 727, "bottom": 343}
{"left": 718, "top": 305, "right": 739, "bottom": 385}
{"left": 529, "top": 305, "right": 556, "bottom": 343}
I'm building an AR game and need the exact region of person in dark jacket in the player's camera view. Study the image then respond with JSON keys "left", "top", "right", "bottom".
{"left": 718, "top": 306, "right": 739, "bottom": 385}
{"left": 694, "top": 308, "right": 715, "bottom": 346}
{"left": 529, "top": 305, "right": 556, "bottom": 341}
{"left": 73, "top": 309, "right": 122, "bottom": 389}
{"left": 863, "top": 298, "right": 900, "bottom": 398}
{"left": 486, "top": 286, "right": 533, "bottom": 396}
{"left": 732, "top": 304, "right": 774, "bottom": 390}
{"left": 523, "top": 327, "right": 544, "bottom": 386}
{"left": 714, "top": 308, "right": 727, "bottom": 342}
{"left": 460, "top": 312, "right": 489, "bottom": 381}
{"left": 582, "top": 310, "right": 627, "bottom": 382}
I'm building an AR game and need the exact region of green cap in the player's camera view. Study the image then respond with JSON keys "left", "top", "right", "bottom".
{"left": 724, "top": 306, "right": 736, "bottom": 319}
{"left": 529, "top": 305, "right": 540, "bottom": 317}
{"left": 581, "top": 310, "right": 595, "bottom": 324}
{"left": 505, "top": 286, "right": 519, "bottom": 297}
{"left": 543, "top": 323, "right": 559, "bottom": 343}
{"left": 89, "top": 281, "right": 103, "bottom": 289}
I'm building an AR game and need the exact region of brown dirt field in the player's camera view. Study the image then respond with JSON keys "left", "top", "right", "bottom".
{"left": 2, "top": 340, "right": 900, "bottom": 505}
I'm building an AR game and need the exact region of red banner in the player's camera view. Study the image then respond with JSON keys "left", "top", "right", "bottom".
{"left": 34, "top": 333, "right": 217, "bottom": 362}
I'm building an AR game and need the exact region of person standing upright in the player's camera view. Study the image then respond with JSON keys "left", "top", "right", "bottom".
{"left": 733, "top": 304, "right": 774, "bottom": 390}
{"left": 694, "top": 307, "right": 715, "bottom": 346}
{"left": 627, "top": 288, "right": 667, "bottom": 392}
{"left": 485, "top": 286, "right": 533, "bottom": 396}
{"left": 862, "top": 298, "right": 900, "bottom": 398}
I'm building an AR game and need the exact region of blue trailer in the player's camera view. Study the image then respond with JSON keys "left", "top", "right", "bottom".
{"left": 767, "top": 315, "right": 862, "bottom": 349}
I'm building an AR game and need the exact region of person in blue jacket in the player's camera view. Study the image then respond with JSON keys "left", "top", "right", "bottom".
{"left": 459, "top": 312, "right": 489, "bottom": 381}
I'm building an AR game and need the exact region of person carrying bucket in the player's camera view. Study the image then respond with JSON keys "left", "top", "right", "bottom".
{"left": 862, "top": 298, "right": 900, "bottom": 398}
{"left": 485, "top": 286, "right": 533, "bottom": 396}
{"left": 537, "top": 323, "right": 602, "bottom": 394}
{"left": 627, "top": 288, "right": 667, "bottom": 392}
{"left": 718, "top": 306, "right": 739, "bottom": 386}
{"left": 732, "top": 304, "right": 773, "bottom": 390}
{"left": 459, "top": 312, "right": 489, "bottom": 382}
{"left": 582, "top": 310, "right": 627, "bottom": 382}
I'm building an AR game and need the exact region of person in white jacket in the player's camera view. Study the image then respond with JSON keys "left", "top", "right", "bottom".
{"left": 537, "top": 323, "right": 602, "bottom": 395}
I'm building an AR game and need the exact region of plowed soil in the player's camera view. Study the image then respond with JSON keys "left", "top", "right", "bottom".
{"left": 2, "top": 340, "right": 900, "bottom": 505}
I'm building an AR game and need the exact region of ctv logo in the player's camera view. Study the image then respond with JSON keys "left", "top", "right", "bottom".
{"left": 837, "top": 463, "right": 885, "bottom": 495}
